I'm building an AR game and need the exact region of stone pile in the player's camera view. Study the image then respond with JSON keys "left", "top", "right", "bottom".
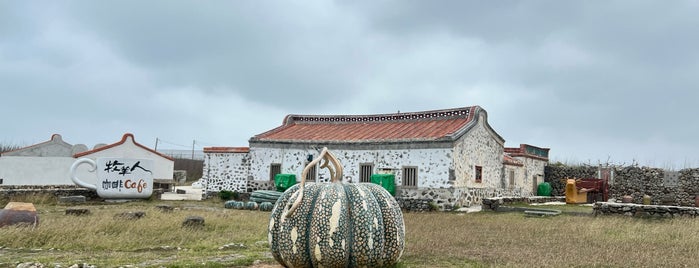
{"left": 593, "top": 202, "right": 699, "bottom": 218}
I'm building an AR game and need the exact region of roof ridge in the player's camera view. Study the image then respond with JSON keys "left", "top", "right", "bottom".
{"left": 285, "top": 106, "right": 474, "bottom": 125}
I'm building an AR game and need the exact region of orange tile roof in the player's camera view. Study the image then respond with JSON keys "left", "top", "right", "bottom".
{"left": 503, "top": 154, "right": 524, "bottom": 166}
{"left": 203, "top": 147, "right": 250, "bottom": 153}
{"left": 252, "top": 106, "right": 482, "bottom": 143}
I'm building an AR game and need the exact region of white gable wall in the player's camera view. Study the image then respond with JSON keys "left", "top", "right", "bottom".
{"left": 76, "top": 141, "right": 174, "bottom": 181}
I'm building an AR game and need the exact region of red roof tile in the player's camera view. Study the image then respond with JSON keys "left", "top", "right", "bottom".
{"left": 505, "top": 144, "right": 550, "bottom": 161}
{"left": 252, "top": 106, "right": 483, "bottom": 143}
{"left": 203, "top": 147, "right": 250, "bottom": 153}
{"left": 503, "top": 154, "right": 524, "bottom": 166}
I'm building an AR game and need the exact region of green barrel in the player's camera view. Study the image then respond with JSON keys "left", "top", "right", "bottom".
{"left": 370, "top": 174, "right": 396, "bottom": 196}
{"left": 274, "top": 174, "right": 297, "bottom": 192}
{"left": 537, "top": 182, "right": 552, "bottom": 196}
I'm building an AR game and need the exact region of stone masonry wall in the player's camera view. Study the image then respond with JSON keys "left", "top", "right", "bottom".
{"left": 545, "top": 165, "right": 699, "bottom": 207}
{"left": 0, "top": 185, "right": 100, "bottom": 201}
{"left": 397, "top": 185, "right": 532, "bottom": 211}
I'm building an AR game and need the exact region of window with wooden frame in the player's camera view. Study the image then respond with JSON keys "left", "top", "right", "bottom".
{"left": 269, "top": 163, "right": 281, "bottom": 181}
{"left": 475, "top": 166, "right": 483, "bottom": 183}
{"left": 305, "top": 164, "right": 317, "bottom": 182}
{"left": 402, "top": 166, "right": 417, "bottom": 187}
{"left": 359, "top": 163, "right": 373, "bottom": 183}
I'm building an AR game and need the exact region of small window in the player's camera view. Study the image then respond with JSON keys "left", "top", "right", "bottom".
{"left": 475, "top": 166, "right": 482, "bottom": 183}
{"left": 360, "top": 163, "right": 373, "bottom": 183}
{"left": 532, "top": 175, "right": 538, "bottom": 193}
{"left": 0, "top": 178, "right": 3, "bottom": 184}
{"left": 402, "top": 166, "right": 417, "bottom": 187}
{"left": 305, "top": 164, "right": 317, "bottom": 182}
{"left": 509, "top": 170, "right": 515, "bottom": 188}
{"left": 449, "top": 169, "right": 455, "bottom": 181}
{"left": 269, "top": 163, "right": 281, "bottom": 181}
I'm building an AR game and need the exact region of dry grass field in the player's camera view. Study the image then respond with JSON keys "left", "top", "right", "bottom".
{"left": 1, "top": 196, "right": 699, "bottom": 268}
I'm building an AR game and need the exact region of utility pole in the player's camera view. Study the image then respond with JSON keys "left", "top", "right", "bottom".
{"left": 154, "top": 138, "right": 159, "bottom": 151}
{"left": 192, "top": 140, "right": 195, "bottom": 160}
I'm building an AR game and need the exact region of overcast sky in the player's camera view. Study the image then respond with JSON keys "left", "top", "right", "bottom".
{"left": 2, "top": 1, "right": 698, "bottom": 168}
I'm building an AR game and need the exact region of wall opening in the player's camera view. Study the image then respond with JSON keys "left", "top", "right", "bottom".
{"left": 402, "top": 166, "right": 417, "bottom": 187}
{"left": 269, "top": 163, "right": 281, "bottom": 181}
{"left": 360, "top": 163, "right": 373, "bottom": 183}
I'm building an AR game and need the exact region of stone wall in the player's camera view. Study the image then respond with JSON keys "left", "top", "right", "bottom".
{"left": 482, "top": 196, "right": 566, "bottom": 210}
{"left": 593, "top": 202, "right": 699, "bottom": 218}
{"left": 397, "top": 185, "right": 532, "bottom": 210}
{"left": 0, "top": 185, "right": 100, "bottom": 201}
{"left": 202, "top": 152, "right": 250, "bottom": 193}
{"left": 544, "top": 164, "right": 598, "bottom": 196}
{"left": 246, "top": 180, "right": 274, "bottom": 192}
{"left": 545, "top": 165, "right": 699, "bottom": 207}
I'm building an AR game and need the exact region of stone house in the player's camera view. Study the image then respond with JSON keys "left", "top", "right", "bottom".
{"left": 201, "top": 106, "right": 549, "bottom": 208}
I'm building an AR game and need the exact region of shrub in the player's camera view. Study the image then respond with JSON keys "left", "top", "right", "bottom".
{"left": 218, "top": 190, "right": 238, "bottom": 201}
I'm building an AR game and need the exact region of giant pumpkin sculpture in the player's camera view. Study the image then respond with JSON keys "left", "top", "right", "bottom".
{"left": 268, "top": 148, "right": 405, "bottom": 268}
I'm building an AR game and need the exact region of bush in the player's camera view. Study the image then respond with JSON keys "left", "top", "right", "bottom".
{"left": 218, "top": 190, "right": 238, "bottom": 201}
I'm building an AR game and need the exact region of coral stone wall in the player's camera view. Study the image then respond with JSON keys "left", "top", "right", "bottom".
{"left": 249, "top": 146, "right": 452, "bottom": 188}
{"left": 202, "top": 152, "right": 250, "bottom": 193}
{"left": 453, "top": 113, "right": 504, "bottom": 189}
{"left": 546, "top": 165, "right": 699, "bottom": 207}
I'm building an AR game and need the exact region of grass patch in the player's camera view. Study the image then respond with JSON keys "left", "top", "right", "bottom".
{"left": 1, "top": 200, "right": 699, "bottom": 267}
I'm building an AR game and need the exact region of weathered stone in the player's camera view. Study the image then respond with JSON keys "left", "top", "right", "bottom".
{"left": 182, "top": 216, "right": 205, "bottom": 228}
{"left": 58, "top": 195, "right": 86, "bottom": 203}
{"left": 114, "top": 211, "right": 145, "bottom": 220}
{"left": 65, "top": 208, "right": 91, "bottom": 216}
{"left": 0, "top": 202, "right": 38, "bottom": 228}
{"left": 156, "top": 205, "right": 174, "bottom": 212}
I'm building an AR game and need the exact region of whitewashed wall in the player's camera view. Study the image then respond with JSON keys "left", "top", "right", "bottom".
{"left": 513, "top": 156, "right": 547, "bottom": 194}
{"left": 452, "top": 113, "right": 505, "bottom": 189}
{"left": 0, "top": 157, "right": 92, "bottom": 185}
{"left": 504, "top": 164, "right": 529, "bottom": 195}
{"left": 202, "top": 152, "right": 250, "bottom": 192}
{"left": 249, "top": 147, "right": 452, "bottom": 188}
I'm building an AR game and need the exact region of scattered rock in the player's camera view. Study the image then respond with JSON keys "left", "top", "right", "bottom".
{"left": 219, "top": 243, "right": 246, "bottom": 250}
{"left": 182, "top": 216, "right": 205, "bottom": 228}
{"left": 156, "top": 205, "right": 174, "bottom": 212}
{"left": 65, "top": 208, "right": 90, "bottom": 216}
{"left": 114, "top": 211, "right": 146, "bottom": 220}
{"left": 16, "top": 262, "right": 44, "bottom": 268}
{"left": 0, "top": 202, "right": 39, "bottom": 228}
{"left": 58, "top": 196, "right": 86, "bottom": 203}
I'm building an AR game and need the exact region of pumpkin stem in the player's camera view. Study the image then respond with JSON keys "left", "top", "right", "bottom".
{"left": 285, "top": 147, "right": 344, "bottom": 218}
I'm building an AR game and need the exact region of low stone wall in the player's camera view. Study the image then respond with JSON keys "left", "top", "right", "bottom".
{"left": 593, "top": 202, "right": 699, "bottom": 218}
{"left": 546, "top": 166, "right": 699, "bottom": 207}
{"left": 395, "top": 198, "right": 433, "bottom": 212}
{"left": 482, "top": 196, "right": 565, "bottom": 210}
{"left": 0, "top": 185, "right": 100, "bottom": 201}
{"left": 397, "top": 186, "right": 533, "bottom": 211}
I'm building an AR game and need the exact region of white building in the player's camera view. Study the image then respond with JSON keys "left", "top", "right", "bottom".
{"left": 0, "top": 133, "right": 174, "bottom": 190}
{"left": 201, "top": 106, "right": 549, "bottom": 208}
